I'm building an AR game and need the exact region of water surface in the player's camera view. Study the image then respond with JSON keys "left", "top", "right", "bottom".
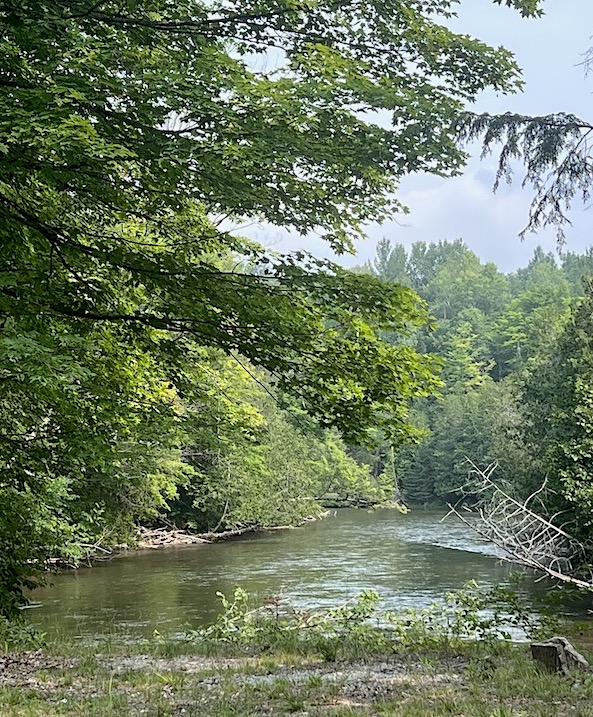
{"left": 27, "top": 509, "right": 567, "bottom": 640}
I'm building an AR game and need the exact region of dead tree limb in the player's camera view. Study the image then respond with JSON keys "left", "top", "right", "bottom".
{"left": 445, "top": 460, "right": 593, "bottom": 590}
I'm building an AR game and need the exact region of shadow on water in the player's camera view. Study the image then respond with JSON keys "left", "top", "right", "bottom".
{"left": 26, "top": 508, "right": 586, "bottom": 640}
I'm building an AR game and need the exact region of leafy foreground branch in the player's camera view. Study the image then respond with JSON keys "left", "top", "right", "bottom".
{"left": 3, "top": 586, "right": 593, "bottom": 717}
{"left": 192, "top": 584, "right": 557, "bottom": 657}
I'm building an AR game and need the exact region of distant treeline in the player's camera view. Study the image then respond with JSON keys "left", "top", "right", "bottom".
{"left": 357, "top": 239, "right": 593, "bottom": 546}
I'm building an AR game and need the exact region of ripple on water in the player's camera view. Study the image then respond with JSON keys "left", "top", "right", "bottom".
{"left": 27, "top": 509, "right": 556, "bottom": 639}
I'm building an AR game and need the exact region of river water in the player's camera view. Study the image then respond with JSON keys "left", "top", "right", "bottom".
{"left": 26, "top": 509, "right": 578, "bottom": 641}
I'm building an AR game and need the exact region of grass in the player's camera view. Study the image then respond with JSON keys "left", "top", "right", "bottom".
{"left": 2, "top": 636, "right": 593, "bottom": 716}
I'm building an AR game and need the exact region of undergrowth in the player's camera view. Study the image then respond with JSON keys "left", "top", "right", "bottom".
{"left": 186, "top": 580, "right": 558, "bottom": 661}
{"left": 0, "top": 616, "right": 45, "bottom": 651}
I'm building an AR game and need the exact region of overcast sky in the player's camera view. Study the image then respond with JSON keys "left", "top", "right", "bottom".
{"left": 252, "top": 0, "right": 593, "bottom": 273}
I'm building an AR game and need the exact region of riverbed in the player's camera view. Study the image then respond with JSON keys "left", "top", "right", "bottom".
{"left": 26, "top": 508, "right": 574, "bottom": 641}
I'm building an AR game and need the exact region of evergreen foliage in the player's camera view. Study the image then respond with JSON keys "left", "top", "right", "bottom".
{"left": 359, "top": 240, "right": 593, "bottom": 521}
{"left": 520, "top": 281, "right": 593, "bottom": 543}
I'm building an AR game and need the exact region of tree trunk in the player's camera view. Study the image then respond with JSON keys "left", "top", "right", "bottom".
{"left": 530, "top": 637, "right": 590, "bottom": 675}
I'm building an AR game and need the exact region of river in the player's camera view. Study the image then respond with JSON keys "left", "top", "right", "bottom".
{"left": 26, "top": 508, "right": 582, "bottom": 641}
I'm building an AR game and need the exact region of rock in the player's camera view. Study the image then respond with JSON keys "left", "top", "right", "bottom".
{"left": 530, "top": 637, "right": 590, "bottom": 675}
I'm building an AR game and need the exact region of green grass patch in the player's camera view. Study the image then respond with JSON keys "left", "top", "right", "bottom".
{"left": 2, "top": 643, "right": 593, "bottom": 716}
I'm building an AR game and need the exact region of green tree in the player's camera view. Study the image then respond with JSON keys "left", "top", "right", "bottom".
{"left": 366, "top": 239, "right": 410, "bottom": 286}
{"left": 441, "top": 320, "right": 493, "bottom": 391}
{"left": 168, "top": 360, "right": 379, "bottom": 532}
{"left": 561, "top": 250, "right": 593, "bottom": 294}
{"left": 0, "top": 0, "right": 544, "bottom": 615}
{"left": 520, "top": 281, "right": 593, "bottom": 543}
{"left": 0, "top": 0, "right": 528, "bottom": 442}
{"left": 398, "top": 378, "right": 524, "bottom": 503}
{"left": 407, "top": 240, "right": 472, "bottom": 296}
{"left": 0, "top": 316, "right": 191, "bottom": 614}
{"left": 493, "top": 249, "right": 571, "bottom": 376}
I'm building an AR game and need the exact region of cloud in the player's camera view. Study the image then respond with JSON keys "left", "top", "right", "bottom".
{"left": 245, "top": 1, "right": 593, "bottom": 274}
{"left": 248, "top": 163, "right": 593, "bottom": 274}
{"left": 342, "top": 163, "right": 593, "bottom": 273}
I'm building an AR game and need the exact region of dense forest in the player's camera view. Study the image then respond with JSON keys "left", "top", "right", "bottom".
{"left": 3, "top": 0, "right": 593, "bottom": 619}
{"left": 358, "top": 241, "right": 593, "bottom": 538}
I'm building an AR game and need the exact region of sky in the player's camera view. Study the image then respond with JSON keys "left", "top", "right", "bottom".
{"left": 250, "top": 0, "right": 593, "bottom": 273}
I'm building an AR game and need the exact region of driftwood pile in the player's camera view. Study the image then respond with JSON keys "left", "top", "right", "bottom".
{"left": 136, "top": 526, "right": 264, "bottom": 548}
{"left": 136, "top": 527, "right": 212, "bottom": 548}
{"left": 136, "top": 514, "right": 331, "bottom": 549}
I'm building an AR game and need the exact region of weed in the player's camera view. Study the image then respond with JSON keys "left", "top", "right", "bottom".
{"left": 306, "top": 674, "right": 323, "bottom": 689}
{"left": 189, "top": 582, "right": 556, "bottom": 663}
{"left": 0, "top": 616, "right": 45, "bottom": 651}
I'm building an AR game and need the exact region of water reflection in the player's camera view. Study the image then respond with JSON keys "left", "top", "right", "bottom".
{"left": 27, "top": 508, "right": 561, "bottom": 640}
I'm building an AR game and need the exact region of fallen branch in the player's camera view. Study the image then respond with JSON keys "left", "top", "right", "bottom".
{"left": 445, "top": 460, "right": 593, "bottom": 590}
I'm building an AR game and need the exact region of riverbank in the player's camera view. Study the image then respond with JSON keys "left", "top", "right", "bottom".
{"left": 97, "top": 511, "right": 336, "bottom": 555}
{"left": 2, "top": 637, "right": 593, "bottom": 716}
{"left": 8, "top": 581, "right": 593, "bottom": 716}
{"left": 9, "top": 575, "right": 593, "bottom": 715}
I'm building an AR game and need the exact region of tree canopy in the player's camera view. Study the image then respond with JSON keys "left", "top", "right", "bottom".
{"left": 0, "top": 0, "right": 550, "bottom": 614}
{"left": 0, "top": 0, "right": 537, "bottom": 439}
{"left": 358, "top": 239, "right": 593, "bottom": 511}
